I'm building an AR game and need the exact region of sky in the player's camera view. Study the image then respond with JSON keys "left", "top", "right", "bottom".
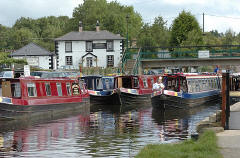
{"left": 1, "top": 0, "right": 240, "bottom": 33}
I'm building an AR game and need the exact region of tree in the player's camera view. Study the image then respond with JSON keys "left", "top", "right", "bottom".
{"left": 181, "top": 29, "right": 203, "bottom": 46}
{"left": 170, "top": 10, "right": 202, "bottom": 46}
{"left": 151, "top": 16, "right": 170, "bottom": 47}
{"left": 10, "top": 28, "right": 36, "bottom": 49}
{"left": 137, "top": 24, "right": 157, "bottom": 51}
{"left": 223, "top": 29, "right": 235, "bottom": 45}
{"left": 137, "top": 16, "right": 170, "bottom": 49}
{"left": 72, "top": 0, "right": 142, "bottom": 42}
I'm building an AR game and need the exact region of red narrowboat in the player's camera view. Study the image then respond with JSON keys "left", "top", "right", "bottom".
{"left": 115, "top": 75, "right": 160, "bottom": 106}
{"left": 0, "top": 77, "right": 89, "bottom": 120}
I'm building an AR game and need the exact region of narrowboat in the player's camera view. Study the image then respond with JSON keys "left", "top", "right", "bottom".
{"left": 115, "top": 75, "right": 160, "bottom": 106}
{"left": 0, "top": 77, "right": 89, "bottom": 120}
{"left": 79, "top": 76, "right": 120, "bottom": 105}
{"left": 151, "top": 73, "right": 222, "bottom": 108}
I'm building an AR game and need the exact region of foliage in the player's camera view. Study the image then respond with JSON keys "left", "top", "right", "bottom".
{"left": 82, "top": 67, "right": 118, "bottom": 75}
{"left": 0, "top": 52, "right": 27, "bottom": 64}
{"left": 135, "top": 131, "right": 222, "bottom": 158}
{"left": 170, "top": 10, "right": 202, "bottom": 47}
{"left": 72, "top": 0, "right": 142, "bottom": 42}
{"left": 0, "top": 16, "right": 71, "bottom": 51}
{"left": 137, "top": 16, "right": 170, "bottom": 49}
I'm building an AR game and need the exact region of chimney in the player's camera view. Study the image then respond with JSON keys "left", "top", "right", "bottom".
{"left": 96, "top": 20, "right": 100, "bottom": 32}
{"left": 79, "top": 21, "right": 83, "bottom": 32}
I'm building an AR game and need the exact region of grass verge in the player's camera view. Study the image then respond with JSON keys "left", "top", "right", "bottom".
{"left": 135, "top": 131, "right": 222, "bottom": 158}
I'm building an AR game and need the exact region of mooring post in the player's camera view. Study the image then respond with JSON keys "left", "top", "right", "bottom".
{"left": 225, "top": 70, "right": 230, "bottom": 130}
{"left": 221, "top": 73, "right": 226, "bottom": 128}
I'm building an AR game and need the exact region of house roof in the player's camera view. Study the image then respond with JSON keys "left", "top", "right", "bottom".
{"left": 55, "top": 30, "right": 125, "bottom": 41}
{"left": 10, "top": 43, "right": 52, "bottom": 56}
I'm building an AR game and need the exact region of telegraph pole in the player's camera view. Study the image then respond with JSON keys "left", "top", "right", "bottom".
{"left": 203, "top": 13, "right": 205, "bottom": 34}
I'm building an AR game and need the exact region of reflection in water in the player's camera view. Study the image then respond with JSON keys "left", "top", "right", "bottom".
{"left": 0, "top": 102, "right": 220, "bottom": 157}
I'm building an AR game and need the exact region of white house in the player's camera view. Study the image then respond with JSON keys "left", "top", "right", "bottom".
{"left": 10, "top": 42, "right": 56, "bottom": 70}
{"left": 54, "top": 21, "right": 125, "bottom": 69}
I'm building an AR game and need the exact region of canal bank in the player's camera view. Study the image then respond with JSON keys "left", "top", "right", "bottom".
{"left": 216, "top": 101, "right": 240, "bottom": 158}
{"left": 194, "top": 100, "right": 240, "bottom": 158}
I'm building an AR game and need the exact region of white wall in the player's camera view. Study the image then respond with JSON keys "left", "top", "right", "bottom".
{"left": 13, "top": 56, "right": 51, "bottom": 69}
{"left": 57, "top": 39, "right": 122, "bottom": 69}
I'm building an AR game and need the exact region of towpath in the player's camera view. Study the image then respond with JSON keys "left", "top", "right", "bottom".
{"left": 217, "top": 102, "right": 240, "bottom": 158}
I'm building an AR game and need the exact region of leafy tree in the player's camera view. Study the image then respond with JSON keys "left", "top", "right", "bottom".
{"left": 10, "top": 28, "right": 36, "bottom": 49}
{"left": 137, "top": 24, "right": 156, "bottom": 50}
{"left": 170, "top": 10, "right": 202, "bottom": 46}
{"left": 222, "top": 29, "right": 235, "bottom": 45}
{"left": 151, "top": 16, "right": 170, "bottom": 47}
{"left": 72, "top": 0, "right": 142, "bottom": 42}
{"left": 137, "top": 16, "right": 170, "bottom": 50}
{"left": 0, "top": 25, "right": 10, "bottom": 50}
{"left": 0, "top": 52, "right": 27, "bottom": 65}
{"left": 181, "top": 29, "right": 203, "bottom": 46}
{"left": 203, "top": 32, "right": 223, "bottom": 46}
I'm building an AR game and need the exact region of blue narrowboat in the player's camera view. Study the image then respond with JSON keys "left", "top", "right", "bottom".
{"left": 151, "top": 73, "right": 222, "bottom": 108}
{"left": 79, "top": 76, "right": 120, "bottom": 105}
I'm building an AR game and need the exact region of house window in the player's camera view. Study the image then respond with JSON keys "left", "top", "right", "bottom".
{"left": 86, "top": 41, "right": 93, "bottom": 52}
{"left": 66, "top": 83, "right": 72, "bottom": 96}
{"left": 45, "top": 83, "right": 51, "bottom": 96}
{"left": 66, "top": 56, "right": 72, "bottom": 65}
{"left": 65, "top": 42, "right": 72, "bottom": 52}
{"left": 56, "top": 83, "right": 62, "bottom": 96}
{"left": 107, "top": 55, "right": 114, "bottom": 67}
{"left": 107, "top": 40, "right": 114, "bottom": 51}
{"left": 27, "top": 83, "right": 37, "bottom": 97}
{"left": 86, "top": 57, "right": 93, "bottom": 67}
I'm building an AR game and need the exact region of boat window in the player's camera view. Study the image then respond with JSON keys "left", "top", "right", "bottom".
{"left": 11, "top": 82, "right": 21, "bottom": 98}
{"left": 191, "top": 81, "right": 195, "bottom": 93}
{"left": 150, "top": 78, "right": 154, "bottom": 86}
{"left": 202, "top": 79, "right": 206, "bottom": 91}
{"left": 213, "top": 78, "right": 217, "bottom": 89}
{"left": 181, "top": 79, "right": 187, "bottom": 93}
{"left": 104, "top": 78, "right": 113, "bottom": 90}
{"left": 167, "top": 80, "right": 172, "bottom": 90}
{"left": 122, "top": 77, "right": 132, "bottom": 88}
{"left": 210, "top": 79, "right": 214, "bottom": 89}
{"left": 66, "top": 83, "right": 72, "bottom": 96}
{"left": 219, "top": 78, "right": 222, "bottom": 89}
{"left": 96, "top": 78, "right": 103, "bottom": 90}
{"left": 56, "top": 83, "right": 62, "bottom": 96}
{"left": 187, "top": 80, "right": 192, "bottom": 93}
{"left": 27, "top": 83, "right": 37, "bottom": 97}
{"left": 45, "top": 83, "right": 51, "bottom": 96}
{"left": 133, "top": 77, "right": 139, "bottom": 88}
{"left": 79, "top": 79, "right": 84, "bottom": 92}
{"left": 143, "top": 78, "right": 148, "bottom": 88}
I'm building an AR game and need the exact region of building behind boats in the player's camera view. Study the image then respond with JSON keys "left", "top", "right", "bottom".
{"left": 54, "top": 21, "right": 125, "bottom": 69}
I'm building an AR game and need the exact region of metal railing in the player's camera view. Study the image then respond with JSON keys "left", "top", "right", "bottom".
{"left": 123, "top": 49, "right": 240, "bottom": 60}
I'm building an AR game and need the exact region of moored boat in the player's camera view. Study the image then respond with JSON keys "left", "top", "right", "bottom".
{"left": 0, "top": 76, "right": 89, "bottom": 120}
{"left": 79, "top": 76, "right": 120, "bottom": 105}
{"left": 151, "top": 73, "right": 222, "bottom": 108}
{"left": 115, "top": 75, "right": 160, "bottom": 106}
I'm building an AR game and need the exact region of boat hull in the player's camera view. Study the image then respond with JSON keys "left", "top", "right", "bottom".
{"left": 152, "top": 91, "right": 220, "bottom": 109}
{"left": 119, "top": 91, "right": 151, "bottom": 107}
{"left": 0, "top": 97, "right": 90, "bottom": 121}
{"left": 151, "top": 94, "right": 166, "bottom": 109}
{"left": 90, "top": 92, "right": 121, "bottom": 105}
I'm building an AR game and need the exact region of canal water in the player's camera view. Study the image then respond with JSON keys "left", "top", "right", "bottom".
{"left": 0, "top": 102, "right": 220, "bottom": 158}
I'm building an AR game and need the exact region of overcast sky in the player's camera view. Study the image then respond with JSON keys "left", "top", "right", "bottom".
{"left": 1, "top": 0, "right": 240, "bottom": 33}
